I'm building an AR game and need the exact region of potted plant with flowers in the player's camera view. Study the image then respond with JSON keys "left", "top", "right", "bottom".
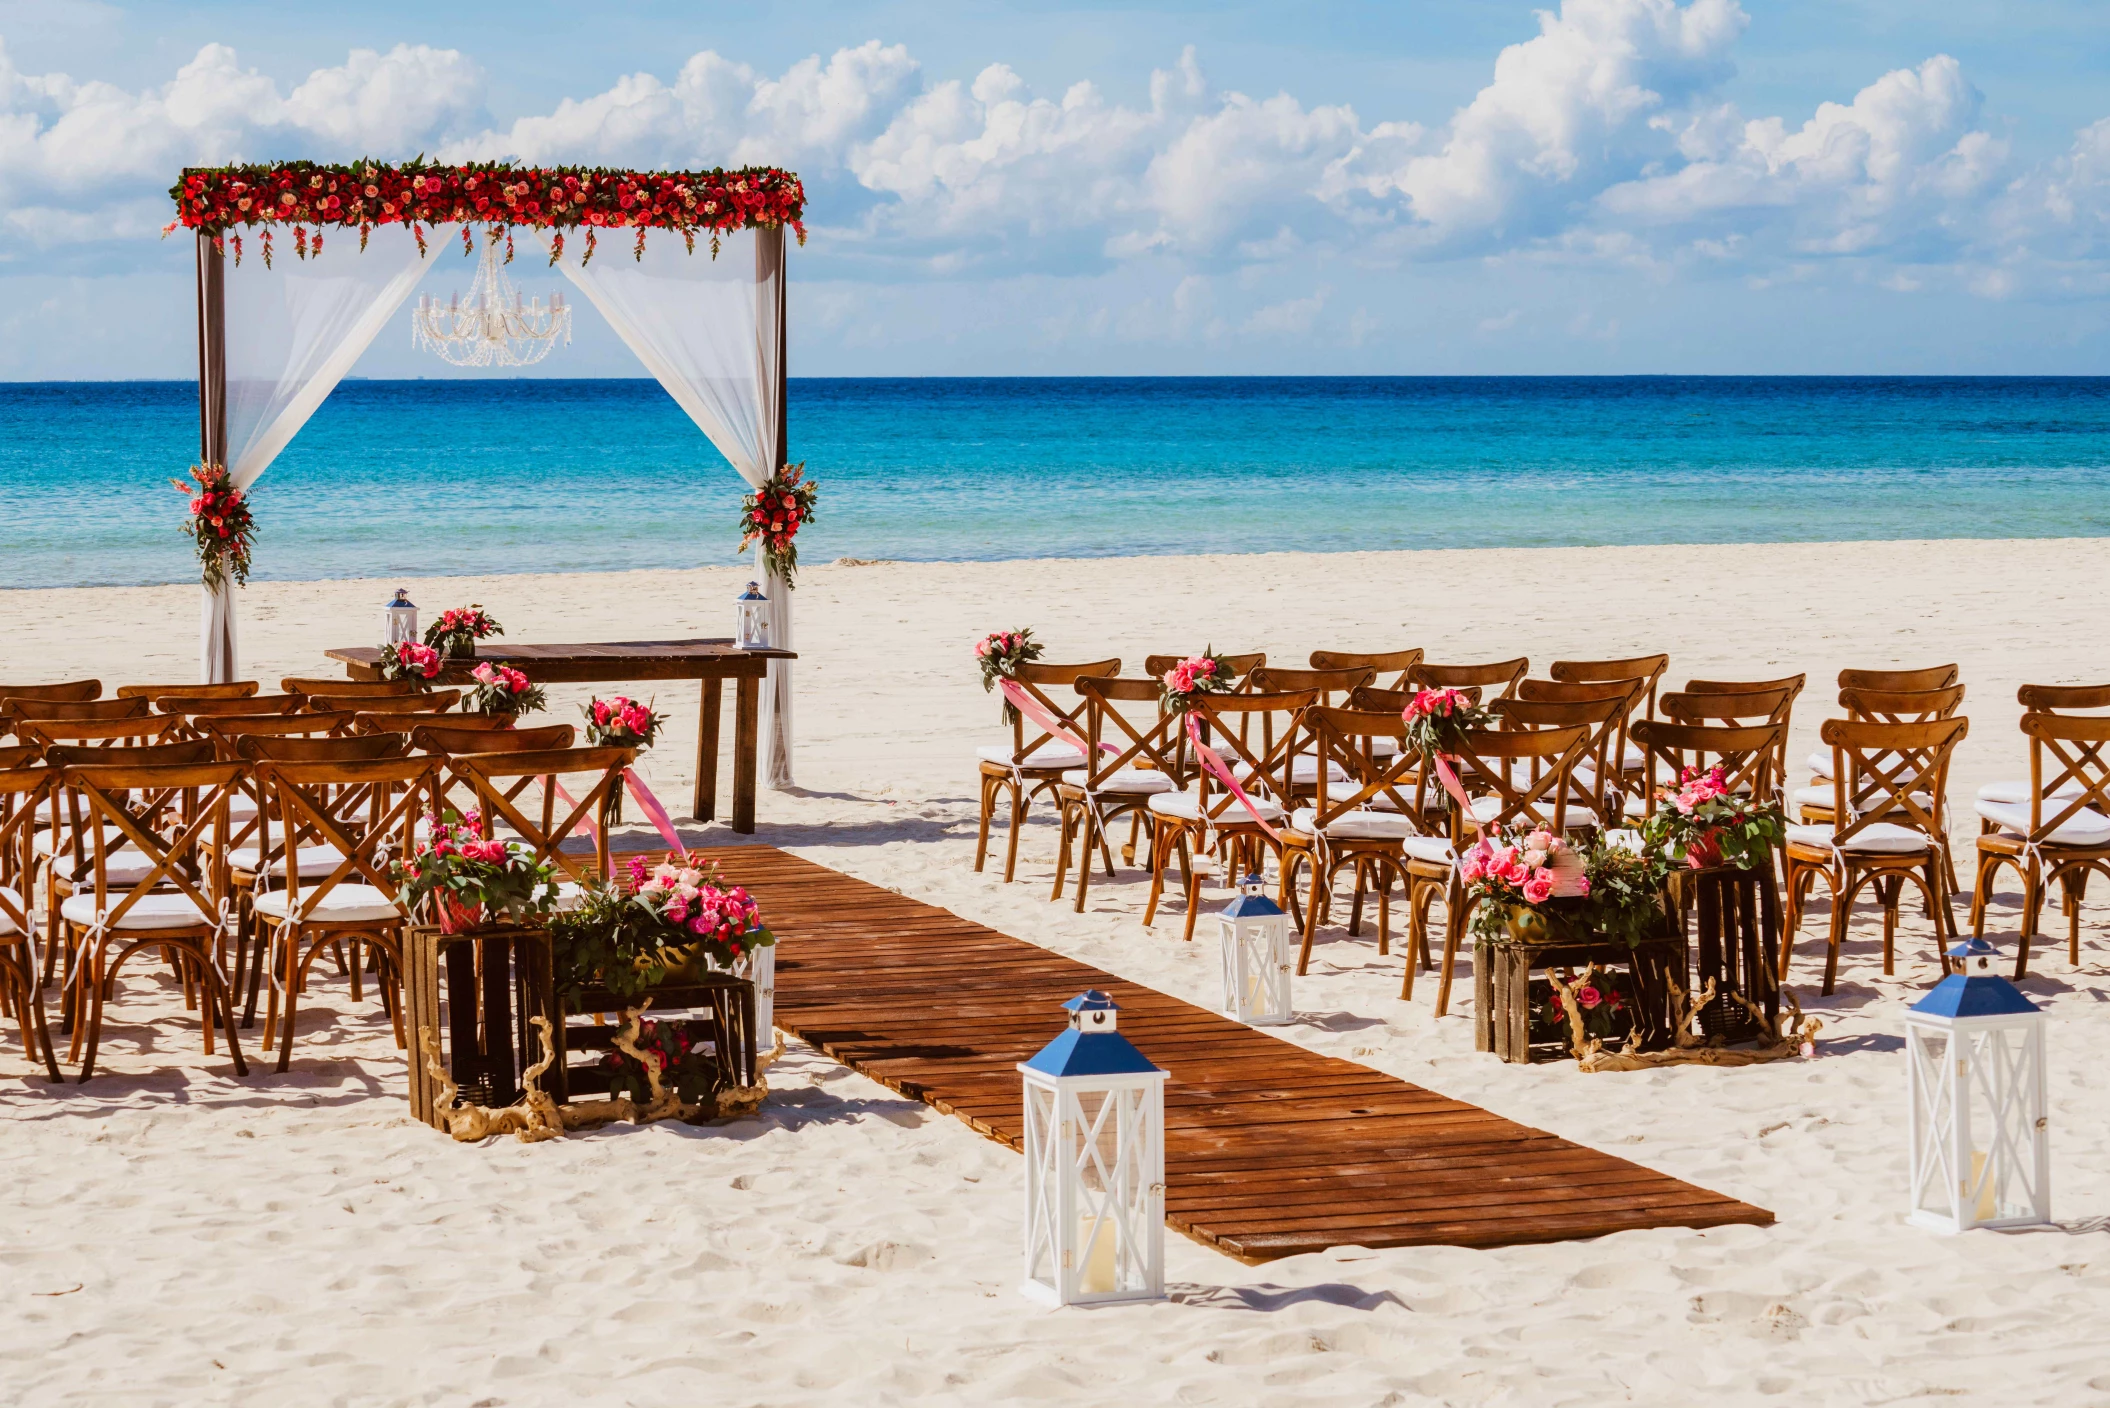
{"left": 975, "top": 628, "right": 1045, "bottom": 726}
{"left": 467, "top": 662, "right": 547, "bottom": 719}
{"left": 394, "top": 810, "right": 561, "bottom": 934}
{"left": 1158, "top": 649, "right": 1235, "bottom": 714}
{"left": 1641, "top": 765, "right": 1786, "bottom": 871}
{"left": 425, "top": 604, "right": 503, "bottom": 661}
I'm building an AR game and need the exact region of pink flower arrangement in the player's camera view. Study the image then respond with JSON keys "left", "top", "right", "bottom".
{"left": 737, "top": 462, "right": 819, "bottom": 586}
{"left": 394, "top": 810, "right": 561, "bottom": 930}
{"left": 583, "top": 695, "right": 665, "bottom": 748}
{"left": 467, "top": 662, "right": 547, "bottom": 718}
{"left": 1460, "top": 828, "right": 1593, "bottom": 911}
{"left": 625, "top": 856, "right": 775, "bottom": 968}
{"left": 976, "top": 627, "right": 1045, "bottom": 724}
{"left": 1401, "top": 686, "right": 1494, "bottom": 759}
{"left": 378, "top": 640, "right": 443, "bottom": 684}
{"left": 1640, "top": 764, "right": 1786, "bottom": 871}
{"left": 1159, "top": 649, "right": 1234, "bottom": 714}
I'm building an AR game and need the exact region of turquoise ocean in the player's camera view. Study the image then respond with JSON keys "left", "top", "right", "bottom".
{"left": 2, "top": 377, "right": 2106, "bottom": 590}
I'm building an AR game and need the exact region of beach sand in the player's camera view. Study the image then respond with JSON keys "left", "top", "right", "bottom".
{"left": 5, "top": 538, "right": 2110, "bottom": 1406}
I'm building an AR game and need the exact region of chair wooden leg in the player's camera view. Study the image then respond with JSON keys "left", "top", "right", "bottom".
{"left": 973, "top": 772, "right": 999, "bottom": 874}
{"left": 1376, "top": 868, "right": 1391, "bottom": 958}
{"left": 1880, "top": 874, "right": 1901, "bottom": 976}
{"left": 1002, "top": 785, "right": 1027, "bottom": 883}
{"left": 1434, "top": 876, "right": 1467, "bottom": 1017}
{"left": 2064, "top": 868, "right": 2086, "bottom": 965}
{"left": 1049, "top": 802, "right": 1074, "bottom": 903}
{"left": 76, "top": 947, "right": 108, "bottom": 1082}
{"left": 1822, "top": 873, "right": 1853, "bottom": 996}
{"left": 1180, "top": 832, "right": 1204, "bottom": 943}
{"left": 1097, "top": 821, "right": 1117, "bottom": 879}
{"left": 277, "top": 934, "right": 304, "bottom": 1074}
{"left": 1970, "top": 851, "right": 1996, "bottom": 937}
{"left": 1400, "top": 883, "right": 1425, "bottom": 1002}
{"left": 1297, "top": 854, "right": 1322, "bottom": 977}
{"left": 2014, "top": 867, "right": 2042, "bottom": 980}
{"left": 1142, "top": 823, "right": 1169, "bottom": 928}
{"left": 1072, "top": 808, "right": 1098, "bottom": 915}
{"left": 348, "top": 939, "right": 363, "bottom": 1004}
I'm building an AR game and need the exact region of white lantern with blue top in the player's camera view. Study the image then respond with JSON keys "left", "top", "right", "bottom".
{"left": 1219, "top": 873, "right": 1291, "bottom": 1026}
{"left": 384, "top": 588, "right": 418, "bottom": 645}
{"left": 1018, "top": 990, "right": 1167, "bottom": 1306}
{"left": 1906, "top": 936, "right": 2050, "bottom": 1234}
{"left": 735, "top": 580, "right": 770, "bottom": 650}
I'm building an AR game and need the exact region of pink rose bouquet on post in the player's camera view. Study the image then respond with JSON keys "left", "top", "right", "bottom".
{"left": 1158, "top": 649, "right": 1235, "bottom": 715}
{"left": 1641, "top": 764, "right": 1785, "bottom": 871}
{"left": 583, "top": 695, "right": 666, "bottom": 749}
{"left": 1401, "top": 686, "right": 1494, "bottom": 760}
{"left": 467, "top": 662, "right": 547, "bottom": 718}
{"left": 393, "top": 810, "right": 560, "bottom": 933}
{"left": 975, "top": 627, "right": 1045, "bottom": 725}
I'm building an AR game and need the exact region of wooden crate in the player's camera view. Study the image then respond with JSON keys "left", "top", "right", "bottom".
{"left": 549, "top": 975, "right": 758, "bottom": 1106}
{"left": 403, "top": 924, "right": 556, "bottom": 1129}
{"left": 1673, "top": 864, "right": 1782, "bottom": 1044}
{"left": 1475, "top": 931, "right": 1689, "bottom": 1064}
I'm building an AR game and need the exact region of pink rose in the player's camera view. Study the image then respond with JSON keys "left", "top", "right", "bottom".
{"left": 1577, "top": 985, "right": 1602, "bottom": 1009}
{"left": 1522, "top": 875, "right": 1553, "bottom": 904}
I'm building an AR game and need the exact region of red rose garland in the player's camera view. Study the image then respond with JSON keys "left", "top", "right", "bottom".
{"left": 737, "top": 462, "right": 818, "bottom": 587}
{"left": 165, "top": 161, "right": 806, "bottom": 268}
{"left": 170, "top": 462, "right": 255, "bottom": 590}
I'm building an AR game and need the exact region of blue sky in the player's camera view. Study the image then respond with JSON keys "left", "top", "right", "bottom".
{"left": 2, "top": 0, "right": 2107, "bottom": 377}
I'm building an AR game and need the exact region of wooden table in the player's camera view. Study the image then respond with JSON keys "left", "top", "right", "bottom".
{"left": 325, "top": 639, "right": 796, "bottom": 833}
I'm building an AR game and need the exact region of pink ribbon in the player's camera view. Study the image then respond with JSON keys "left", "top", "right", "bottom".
{"left": 546, "top": 768, "right": 690, "bottom": 872}
{"left": 997, "top": 678, "right": 1116, "bottom": 758}
{"left": 1186, "top": 713, "right": 1282, "bottom": 842}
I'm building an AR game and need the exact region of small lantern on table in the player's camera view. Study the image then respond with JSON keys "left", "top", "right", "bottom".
{"left": 385, "top": 588, "right": 418, "bottom": 645}
{"left": 735, "top": 580, "right": 770, "bottom": 650}
{"left": 1906, "top": 937, "right": 2051, "bottom": 1234}
{"left": 1219, "top": 873, "right": 1291, "bottom": 1026}
{"left": 1018, "top": 990, "right": 1167, "bottom": 1307}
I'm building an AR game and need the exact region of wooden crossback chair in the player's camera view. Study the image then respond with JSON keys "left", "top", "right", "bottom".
{"left": 284, "top": 677, "right": 423, "bottom": 700}
{"left": 1284, "top": 706, "right": 1432, "bottom": 982}
{"left": 53, "top": 755, "right": 249, "bottom": 1080}
{"left": 33, "top": 735, "right": 210, "bottom": 992}
{"left": 1783, "top": 716, "right": 1967, "bottom": 994}
{"left": 308, "top": 691, "right": 461, "bottom": 717}
{"left": 1969, "top": 713, "right": 2110, "bottom": 978}
{"left": 4, "top": 696, "right": 152, "bottom": 728}
{"left": 1406, "top": 657, "right": 1529, "bottom": 703}
{"left": 975, "top": 658, "right": 1120, "bottom": 884}
{"left": 117, "top": 681, "right": 259, "bottom": 701}
{"left": 0, "top": 680, "right": 99, "bottom": 704}
{"left": 351, "top": 703, "right": 489, "bottom": 737}
{"left": 158, "top": 693, "right": 306, "bottom": 720}
{"left": 1548, "top": 655, "right": 1666, "bottom": 793}
{"left": 1491, "top": 689, "right": 1634, "bottom": 831}
{"left": 1309, "top": 649, "right": 1423, "bottom": 692}
{"left": 1406, "top": 721, "right": 1591, "bottom": 1016}
{"left": 1630, "top": 719, "right": 1786, "bottom": 820}
{"left": 1799, "top": 688, "right": 1967, "bottom": 894}
{"left": 242, "top": 736, "right": 434, "bottom": 1070}
{"left": 0, "top": 746, "right": 61, "bottom": 1081}
{"left": 442, "top": 742, "right": 636, "bottom": 891}
{"left": 1050, "top": 678, "right": 1182, "bottom": 912}
{"left": 1251, "top": 665, "right": 1377, "bottom": 800}
{"left": 1143, "top": 652, "right": 1266, "bottom": 684}
{"left": 1142, "top": 690, "right": 1314, "bottom": 943}
{"left": 1840, "top": 664, "right": 1958, "bottom": 693}
{"left": 413, "top": 723, "right": 575, "bottom": 824}
{"left": 1972, "top": 683, "right": 2110, "bottom": 811}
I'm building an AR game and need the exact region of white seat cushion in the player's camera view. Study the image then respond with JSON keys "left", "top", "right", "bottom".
{"left": 1289, "top": 806, "right": 1417, "bottom": 841}
{"left": 1977, "top": 779, "right": 2087, "bottom": 805}
{"left": 59, "top": 891, "right": 214, "bottom": 931}
{"left": 1399, "top": 835, "right": 1457, "bottom": 866}
{"left": 1793, "top": 785, "right": 1933, "bottom": 811}
{"left": 1058, "top": 767, "right": 1177, "bottom": 796}
{"left": 1468, "top": 795, "right": 1599, "bottom": 830}
{"left": 1146, "top": 792, "right": 1285, "bottom": 823}
{"left": 34, "top": 824, "right": 128, "bottom": 858}
{"left": 552, "top": 881, "right": 589, "bottom": 914}
{"left": 256, "top": 843, "right": 350, "bottom": 878}
{"left": 1807, "top": 750, "right": 1833, "bottom": 780}
{"left": 976, "top": 742, "right": 1086, "bottom": 770}
{"left": 254, "top": 883, "right": 403, "bottom": 925}
{"left": 1618, "top": 741, "right": 1646, "bottom": 773}
{"left": 0, "top": 885, "right": 21, "bottom": 936}
{"left": 1786, "top": 821, "right": 1934, "bottom": 855}
{"left": 1975, "top": 798, "right": 2110, "bottom": 848}
{"left": 1602, "top": 828, "right": 1646, "bottom": 854}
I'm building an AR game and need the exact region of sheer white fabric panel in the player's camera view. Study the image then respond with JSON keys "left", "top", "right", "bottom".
{"left": 203, "top": 227, "right": 432, "bottom": 681}
{"left": 546, "top": 227, "right": 795, "bottom": 788}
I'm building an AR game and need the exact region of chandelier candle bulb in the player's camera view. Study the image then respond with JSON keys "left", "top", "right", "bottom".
{"left": 1219, "top": 874, "right": 1292, "bottom": 1026}
{"left": 1905, "top": 937, "right": 2051, "bottom": 1235}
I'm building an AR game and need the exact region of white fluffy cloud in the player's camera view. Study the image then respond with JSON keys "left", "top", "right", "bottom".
{"left": 0, "top": 3, "right": 2106, "bottom": 292}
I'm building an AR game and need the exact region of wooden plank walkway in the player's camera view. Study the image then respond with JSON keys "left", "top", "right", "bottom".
{"left": 718, "top": 844, "right": 1772, "bottom": 1261}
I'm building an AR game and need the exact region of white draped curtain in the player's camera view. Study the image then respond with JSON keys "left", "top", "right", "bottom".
{"left": 543, "top": 226, "right": 794, "bottom": 790}
{"left": 202, "top": 226, "right": 431, "bottom": 680}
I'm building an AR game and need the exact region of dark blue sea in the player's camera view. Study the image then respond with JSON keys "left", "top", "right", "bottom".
{"left": 2, "top": 377, "right": 2106, "bottom": 589}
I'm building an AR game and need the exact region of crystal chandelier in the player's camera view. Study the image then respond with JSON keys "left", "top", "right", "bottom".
{"left": 410, "top": 229, "right": 572, "bottom": 367}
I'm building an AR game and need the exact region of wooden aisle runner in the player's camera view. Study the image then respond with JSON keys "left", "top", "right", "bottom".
{"left": 720, "top": 845, "right": 1772, "bottom": 1261}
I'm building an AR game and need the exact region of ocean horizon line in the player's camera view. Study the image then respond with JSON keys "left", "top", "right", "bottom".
{"left": 7, "top": 372, "right": 2110, "bottom": 387}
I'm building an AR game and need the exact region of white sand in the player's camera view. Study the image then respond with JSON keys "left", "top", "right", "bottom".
{"left": 5, "top": 539, "right": 2110, "bottom": 1406}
